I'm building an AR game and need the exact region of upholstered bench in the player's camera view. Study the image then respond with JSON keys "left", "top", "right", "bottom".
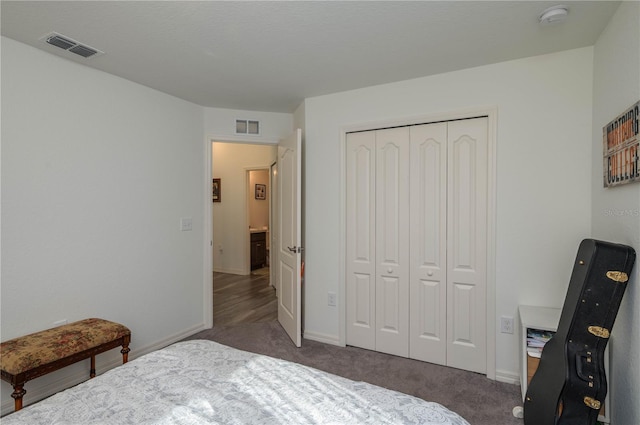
{"left": 0, "top": 318, "right": 131, "bottom": 411}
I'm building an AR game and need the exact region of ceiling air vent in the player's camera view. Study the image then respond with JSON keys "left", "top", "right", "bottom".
{"left": 69, "top": 44, "right": 99, "bottom": 58}
{"left": 236, "top": 120, "right": 260, "bottom": 135}
{"left": 46, "top": 34, "right": 75, "bottom": 50}
{"left": 41, "top": 32, "right": 103, "bottom": 59}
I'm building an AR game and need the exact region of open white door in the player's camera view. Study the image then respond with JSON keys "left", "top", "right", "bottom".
{"left": 270, "top": 161, "right": 279, "bottom": 290}
{"left": 277, "top": 129, "right": 302, "bottom": 347}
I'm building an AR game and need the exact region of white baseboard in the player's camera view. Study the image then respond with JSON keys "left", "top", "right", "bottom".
{"left": 0, "top": 323, "right": 208, "bottom": 417}
{"left": 130, "top": 323, "right": 208, "bottom": 361}
{"left": 303, "top": 330, "right": 342, "bottom": 346}
{"left": 495, "top": 369, "right": 520, "bottom": 386}
{"left": 213, "top": 267, "right": 248, "bottom": 275}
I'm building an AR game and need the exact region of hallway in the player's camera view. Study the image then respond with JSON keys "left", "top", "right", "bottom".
{"left": 213, "top": 269, "right": 277, "bottom": 326}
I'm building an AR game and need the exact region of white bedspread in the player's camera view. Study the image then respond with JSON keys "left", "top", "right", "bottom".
{"left": 2, "top": 340, "right": 469, "bottom": 424}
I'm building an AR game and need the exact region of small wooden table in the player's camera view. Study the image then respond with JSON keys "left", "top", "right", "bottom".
{"left": 0, "top": 318, "right": 131, "bottom": 411}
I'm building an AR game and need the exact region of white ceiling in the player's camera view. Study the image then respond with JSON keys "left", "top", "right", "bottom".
{"left": 1, "top": 1, "right": 620, "bottom": 113}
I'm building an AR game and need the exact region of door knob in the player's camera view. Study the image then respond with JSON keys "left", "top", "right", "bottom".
{"left": 387, "top": 268, "right": 393, "bottom": 274}
{"left": 427, "top": 270, "right": 434, "bottom": 276}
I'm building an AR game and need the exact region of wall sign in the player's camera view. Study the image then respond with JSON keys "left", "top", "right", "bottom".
{"left": 603, "top": 101, "right": 639, "bottom": 188}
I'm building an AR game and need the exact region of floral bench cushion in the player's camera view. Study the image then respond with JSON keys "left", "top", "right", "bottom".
{"left": 0, "top": 318, "right": 131, "bottom": 376}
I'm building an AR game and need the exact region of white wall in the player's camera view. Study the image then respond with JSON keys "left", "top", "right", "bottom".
{"left": 591, "top": 2, "right": 640, "bottom": 423}
{"left": 212, "top": 143, "right": 276, "bottom": 274}
{"left": 302, "top": 47, "right": 594, "bottom": 381}
{"left": 1, "top": 37, "right": 206, "bottom": 412}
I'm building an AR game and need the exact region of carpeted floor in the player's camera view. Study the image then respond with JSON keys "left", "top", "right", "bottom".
{"left": 186, "top": 320, "right": 524, "bottom": 425}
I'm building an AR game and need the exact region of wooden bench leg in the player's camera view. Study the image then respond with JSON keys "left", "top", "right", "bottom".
{"left": 11, "top": 383, "right": 26, "bottom": 411}
{"left": 90, "top": 355, "right": 96, "bottom": 378}
{"left": 121, "top": 335, "right": 131, "bottom": 364}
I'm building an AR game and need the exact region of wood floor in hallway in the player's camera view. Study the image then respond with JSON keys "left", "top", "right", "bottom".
{"left": 213, "top": 269, "right": 277, "bottom": 326}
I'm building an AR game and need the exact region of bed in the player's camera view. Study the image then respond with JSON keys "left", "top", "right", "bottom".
{"left": 1, "top": 340, "right": 469, "bottom": 424}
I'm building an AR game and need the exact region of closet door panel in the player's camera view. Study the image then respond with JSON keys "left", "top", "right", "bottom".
{"left": 379, "top": 276, "right": 402, "bottom": 331}
{"left": 346, "top": 131, "right": 376, "bottom": 350}
{"left": 409, "top": 122, "right": 448, "bottom": 364}
{"left": 451, "top": 283, "right": 474, "bottom": 342}
{"left": 375, "top": 127, "right": 409, "bottom": 357}
{"left": 446, "top": 117, "right": 488, "bottom": 373}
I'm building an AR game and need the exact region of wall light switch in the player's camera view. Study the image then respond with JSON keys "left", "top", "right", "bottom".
{"left": 180, "top": 217, "right": 193, "bottom": 232}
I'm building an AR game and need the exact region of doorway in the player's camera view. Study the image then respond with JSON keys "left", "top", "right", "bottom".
{"left": 211, "top": 141, "right": 278, "bottom": 326}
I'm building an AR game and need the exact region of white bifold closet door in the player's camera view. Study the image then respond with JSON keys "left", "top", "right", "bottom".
{"left": 375, "top": 127, "right": 410, "bottom": 357}
{"left": 345, "top": 127, "right": 410, "bottom": 357}
{"left": 408, "top": 122, "right": 448, "bottom": 364}
{"left": 346, "top": 117, "right": 487, "bottom": 374}
{"left": 346, "top": 130, "right": 377, "bottom": 351}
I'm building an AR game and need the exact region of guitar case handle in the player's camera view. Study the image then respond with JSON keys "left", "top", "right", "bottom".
{"left": 575, "top": 350, "right": 594, "bottom": 383}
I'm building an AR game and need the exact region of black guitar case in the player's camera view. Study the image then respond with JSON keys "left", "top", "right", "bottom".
{"left": 524, "top": 239, "right": 635, "bottom": 425}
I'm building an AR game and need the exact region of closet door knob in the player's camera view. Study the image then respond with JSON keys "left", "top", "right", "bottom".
{"left": 387, "top": 268, "right": 393, "bottom": 274}
{"left": 427, "top": 270, "right": 434, "bottom": 276}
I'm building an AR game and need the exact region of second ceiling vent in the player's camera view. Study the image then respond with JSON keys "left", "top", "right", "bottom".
{"left": 41, "top": 32, "right": 103, "bottom": 58}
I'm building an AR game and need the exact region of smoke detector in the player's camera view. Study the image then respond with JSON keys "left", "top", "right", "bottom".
{"left": 538, "top": 5, "right": 569, "bottom": 25}
{"left": 40, "top": 32, "right": 103, "bottom": 58}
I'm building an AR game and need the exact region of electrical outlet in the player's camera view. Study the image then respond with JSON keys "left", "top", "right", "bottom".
{"left": 500, "top": 316, "right": 514, "bottom": 334}
{"left": 328, "top": 292, "right": 337, "bottom": 307}
{"left": 180, "top": 217, "right": 192, "bottom": 232}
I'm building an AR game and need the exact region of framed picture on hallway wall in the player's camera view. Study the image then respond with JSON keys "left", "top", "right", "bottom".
{"left": 212, "top": 178, "right": 221, "bottom": 202}
{"left": 255, "top": 184, "right": 266, "bottom": 200}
